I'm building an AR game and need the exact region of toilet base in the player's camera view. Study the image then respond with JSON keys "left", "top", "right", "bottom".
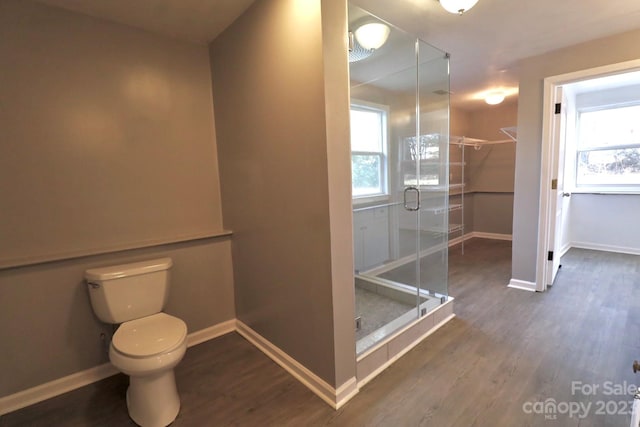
{"left": 126, "top": 370, "right": 180, "bottom": 427}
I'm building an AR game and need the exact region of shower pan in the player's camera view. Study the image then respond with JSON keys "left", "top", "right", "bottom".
{"left": 349, "top": 3, "right": 454, "bottom": 382}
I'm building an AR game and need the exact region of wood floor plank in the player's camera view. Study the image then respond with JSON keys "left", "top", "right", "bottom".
{"left": 2, "top": 239, "right": 639, "bottom": 426}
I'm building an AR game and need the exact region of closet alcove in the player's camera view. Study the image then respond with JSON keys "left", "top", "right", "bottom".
{"left": 449, "top": 102, "right": 519, "bottom": 250}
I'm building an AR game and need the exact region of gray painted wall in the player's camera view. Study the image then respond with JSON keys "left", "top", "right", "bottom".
{"left": 320, "top": 0, "right": 358, "bottom": 388}
{"left": 513, "top": 28, "right": 640, "bottom": 282}
{"left": 473, "top": 193, "right": 514, "bottom": 235}
{"left": 210, "top": 0, "right": 355, "bottom": 388}
{"left": 466, "top": 101, "right": 517, "bottom": 236}
{"left": 0, "top": 1, "right": 235, "bottom": 397}
{"left": 0, "top": 0, "right": 224, "bottom": 268}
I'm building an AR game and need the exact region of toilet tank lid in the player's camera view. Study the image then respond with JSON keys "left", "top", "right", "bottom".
{"left": 85, "top": 258, "right": 173, "bottom": 281}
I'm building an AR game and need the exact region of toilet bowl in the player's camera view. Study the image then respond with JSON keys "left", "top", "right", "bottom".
{"left": 109, "top": 313, "right": 187, "bottom": 427}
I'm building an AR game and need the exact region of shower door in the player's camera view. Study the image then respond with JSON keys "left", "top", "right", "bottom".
{"left": 349, "top": 4, "right": 450, "bottom": 356}
{"left": 415, "top": 41, "right": 450, "bottom": 303}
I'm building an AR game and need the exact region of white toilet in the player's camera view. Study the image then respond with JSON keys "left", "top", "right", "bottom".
{"left": 85, "top": 258, "right": 187, "bottom": 427}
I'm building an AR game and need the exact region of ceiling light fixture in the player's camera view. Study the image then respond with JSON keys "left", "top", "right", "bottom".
{"left": 354, "top": 22, "right": 390, "bottom": 51}
{"left": 439, "top": 0, "right": 479, "bottom": 15}
{"left": 485, "top": 91, "right": 506, "bottom": 105}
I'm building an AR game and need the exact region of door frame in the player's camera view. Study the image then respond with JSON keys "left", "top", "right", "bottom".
{"left": 536, "top": 58, "right": 640, "bottom": 292}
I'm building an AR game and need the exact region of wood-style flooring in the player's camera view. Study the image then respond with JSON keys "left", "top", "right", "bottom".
{"left": 2, "top": 239, "right": 639, "bottom": 426}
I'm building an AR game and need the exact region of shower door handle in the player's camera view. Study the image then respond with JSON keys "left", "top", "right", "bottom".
{"left": 404, "top": 186, "right": 420, "bottom": 211}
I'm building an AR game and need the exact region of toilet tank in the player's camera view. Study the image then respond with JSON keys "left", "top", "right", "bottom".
{"left": 85, "top": 258, "right": 173, "bottom": 324}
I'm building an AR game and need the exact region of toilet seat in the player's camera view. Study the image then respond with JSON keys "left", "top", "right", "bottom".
{"left": 113, "top": 313, "right": 187, "bottom": 358}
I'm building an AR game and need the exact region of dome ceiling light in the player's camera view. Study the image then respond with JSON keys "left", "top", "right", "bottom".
{"left": 439, "top": 0, "right": 479, "bottom": 15}
{"left": 485, "top": 91, "right": 506, "bottom": 105}
{"left": 354, "top": 22, "right": 390, "bottom": 51}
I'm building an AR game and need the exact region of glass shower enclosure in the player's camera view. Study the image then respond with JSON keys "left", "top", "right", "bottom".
{"left": 349, "top": 4, "right": 450, "bottom": 355}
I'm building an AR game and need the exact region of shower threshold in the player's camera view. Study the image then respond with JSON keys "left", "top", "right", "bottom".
{"left": 354, "top": 274, "right": 454, "bottom": 388}
{"left": 355, "top": 275, "right": 445, "bottom": 355}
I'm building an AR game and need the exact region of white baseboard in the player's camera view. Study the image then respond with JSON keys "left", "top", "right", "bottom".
{"left": 0, "top": 319, "right": 237, "bottom": 416}
{"left": 7, "top": 305, "right": 469, "bottom": 415}
{"left": 186, "top": 319, "right": 236, "bottom": 347}
{"left": 362, "top": 232, "right": 511, "bottom": 277}
{"left": 364, "top": 241, "right": 449, "bottom": 276}
{"left": 450, "top": 232, "right": 512, "bottom": 247}
{"left": 559, "top": 242, "right": 572, "bottom": 258}
{"left": 0, "top": 363, "right": 118, "bottom": 416}
{"left": 1, "top": 318, "right": 361, "bottom": 415}
{"left": 448, "top": 233, "right": 473, "bottom": 247}
{"left": 471, "top": 231, "right": 512, "bottom": 241}
{"left": 570, "top": 241, "right": 640, "bottom": 256}
{"left": 235, "top": 320, "right": 358, "bottom": 409}
{"left": 507, "top": 279, "right": 537, "bottom": 292}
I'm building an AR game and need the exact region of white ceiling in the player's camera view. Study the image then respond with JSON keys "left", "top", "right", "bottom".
{"left": 37, "top": 0, "right": 640, "bottom": 110}
{"left": 36, "top": 0, "right": 256, "bottom": 44}
{"left": 354, "top": 0, "right": 640, "bottom": 109}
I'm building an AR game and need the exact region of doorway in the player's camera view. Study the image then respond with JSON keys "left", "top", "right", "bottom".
{"left": 537, "top": 59, "right": 640, "bottom": 291}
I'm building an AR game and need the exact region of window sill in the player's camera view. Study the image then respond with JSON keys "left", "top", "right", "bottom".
{"left": 570, "top": 188, "right": 640, "bottom": 195}
{"left": 352, "top": 194, "right": 390, "bottom": 206}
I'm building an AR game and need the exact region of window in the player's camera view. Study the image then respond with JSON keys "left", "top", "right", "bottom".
{"left": 350, "top": 104, "right": 388, "bottom": 199}
{"left": 402, "top": 134, "right": 442, "bottom": 187}
{"left": 576, "top": 104, "right": 640, "bottom": 189}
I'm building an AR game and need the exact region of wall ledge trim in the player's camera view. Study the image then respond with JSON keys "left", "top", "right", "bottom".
{"left": 508, "top": 279, "right": 537, "bottom": 292}
{"left": 235, "top": 320, "right": 358, "bottom": 409}
{"left": 0, "top": 230, "right": 233, "bottom": 271}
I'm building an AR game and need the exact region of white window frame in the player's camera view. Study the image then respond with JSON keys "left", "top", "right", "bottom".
{"left": 572, "top": 101, "right": 640, "bottom": 194}
{"left": 350, "top": 100, "right": 389, "bottom": 204}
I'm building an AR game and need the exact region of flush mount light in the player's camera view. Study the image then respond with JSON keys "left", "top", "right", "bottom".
{"left": 354, "top": 22, "right": 390, "bottom": 51}
{"left": 439, "top": 0, "right": 479, "bottom": 15}
{"left": 485, "top": 91, "right": 506, "bottom": 105}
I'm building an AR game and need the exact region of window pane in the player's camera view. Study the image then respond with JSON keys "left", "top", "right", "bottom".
{"left": 352, "top": 154, "right": 382, "bottom": 196}
{"left": 579, "top": 105, "right": 640, "bottom": 149}
{"left": 350, "top": 109, "right": 383, "bottom": 152}
{"left": 403, "top": 174, "right": 439, "bottom": 186}
{"left": 577, "top": 148, "right": 640, "bottom": 185}
{"left": 405, "top": 135, "right": 440, "bottom": 160}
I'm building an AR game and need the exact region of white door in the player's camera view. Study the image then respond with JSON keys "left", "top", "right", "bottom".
{"left": 546, "top": 86, "right": 569, "bottom": 287}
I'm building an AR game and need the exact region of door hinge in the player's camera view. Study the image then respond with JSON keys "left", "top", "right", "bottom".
{"left": 548, "top": 251, "right": 554, "bottom": 261}
{"left": 551, "top": 178, "right": 558, "bottom": 190}
{"left": 555, "top": 103, "right": 562, "bottom": 114}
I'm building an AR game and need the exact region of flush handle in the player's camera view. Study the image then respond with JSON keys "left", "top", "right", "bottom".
{"left": 87, "top": 282, "right": 100, "bottom": 289}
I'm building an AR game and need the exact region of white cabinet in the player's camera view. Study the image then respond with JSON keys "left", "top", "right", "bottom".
{"left": 353, "top": 207, "right": 390, "bottom": 272}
